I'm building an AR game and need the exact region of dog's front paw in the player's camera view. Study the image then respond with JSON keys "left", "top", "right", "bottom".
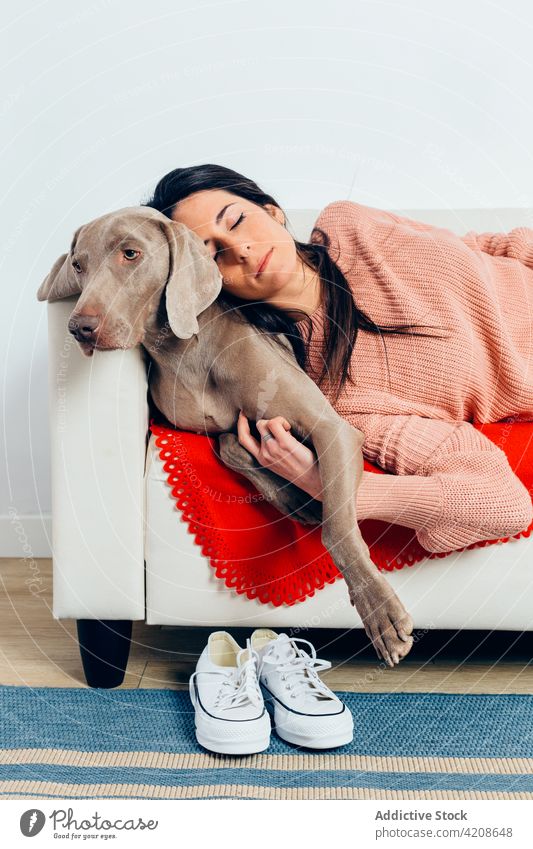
{"left": 349, "top": 572, "right": 414, "bottom": 667}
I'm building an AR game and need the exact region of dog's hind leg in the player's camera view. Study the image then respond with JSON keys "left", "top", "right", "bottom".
{"left": 217, "top": 432, "right": 322, "bottom": 525}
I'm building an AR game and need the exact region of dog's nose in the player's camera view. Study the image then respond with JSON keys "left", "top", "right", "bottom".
{"left": 68, "top": 313, "right": 100, "bottom": 341}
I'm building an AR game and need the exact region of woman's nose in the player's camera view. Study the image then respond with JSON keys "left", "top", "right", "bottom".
{"left": 225, "top": 238, "right": 250, "bottom": 262}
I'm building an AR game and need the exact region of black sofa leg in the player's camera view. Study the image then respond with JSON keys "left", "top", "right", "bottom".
{"left": 76, "top": 619, "right": 132, "bottom": 688}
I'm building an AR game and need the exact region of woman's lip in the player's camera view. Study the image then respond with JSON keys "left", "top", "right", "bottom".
{"left": 255, "top": 248, "right": 273, "bottom": 277}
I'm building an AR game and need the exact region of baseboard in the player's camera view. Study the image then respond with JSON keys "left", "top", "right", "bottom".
{"left": 0, "top": 513, "right": 52, "bottom": 558}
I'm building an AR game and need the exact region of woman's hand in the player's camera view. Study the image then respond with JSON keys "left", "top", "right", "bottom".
{"left": 237, "top": 411, "right": 323, "bottom": 499}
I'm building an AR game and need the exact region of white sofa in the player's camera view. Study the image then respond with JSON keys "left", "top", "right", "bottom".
{"left": 44, "top": 208, "right": 533, "bottom": 686}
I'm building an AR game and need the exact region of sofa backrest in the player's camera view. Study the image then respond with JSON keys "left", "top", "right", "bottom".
{"left": 286, "top": 206, "right": 533, "bottom": 244}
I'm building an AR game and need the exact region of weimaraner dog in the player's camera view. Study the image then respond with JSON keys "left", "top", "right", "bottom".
{"left": 37, "top": 206, "right": 414, "bottom": 667}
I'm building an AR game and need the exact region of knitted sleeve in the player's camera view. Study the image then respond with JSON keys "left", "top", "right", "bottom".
{"left": 346, "top": 411, "right": 533, "bottom": 552}
{"left": 316, "top": 200, "right": 455, "bottom": 237}
{"left": 348, "top": 204, "right": 533, "bottom": 267}
{"left": 365, "top": 201, "right": 533, "bottom": 260}
{"left": 461, "top": 227, "right": 533, "bottom": 269}
{"left": 318, "top": 201, "right": 533, "bottom": 268}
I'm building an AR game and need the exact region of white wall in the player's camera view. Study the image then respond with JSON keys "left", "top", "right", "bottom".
{"left": 2, "top": 0, "right": 533, "bottom": 554}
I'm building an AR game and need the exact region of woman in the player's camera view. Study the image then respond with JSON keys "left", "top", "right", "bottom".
{"left": 145, "top": 164, "right": 533, "bottom": 554}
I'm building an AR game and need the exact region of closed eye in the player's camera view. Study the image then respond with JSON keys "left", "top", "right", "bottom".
{"left": 214, "top": 212, "right": 245, "bottom": 262}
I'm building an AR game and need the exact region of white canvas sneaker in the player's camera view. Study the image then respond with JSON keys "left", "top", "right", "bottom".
{"left": 189, "top": 631, "right": 271, "bottom": 755}
{"left": 251, "top": 629, "right": 354, "bottom": 749}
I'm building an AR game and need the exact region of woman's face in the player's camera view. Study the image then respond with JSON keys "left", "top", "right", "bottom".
{"left": 170, "top": 189, "right": 299, "bottom": 301}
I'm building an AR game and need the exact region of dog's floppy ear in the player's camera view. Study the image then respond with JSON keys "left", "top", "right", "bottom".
{"left": 160, "top": 219, "right": 223, "bottom": 339}
{"left": 36, "top": 227, "right": 83, "bottom": 302}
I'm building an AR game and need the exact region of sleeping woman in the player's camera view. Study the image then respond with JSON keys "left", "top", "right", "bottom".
{"left": 146, "top": 163, "right": 533, "bottom": 658}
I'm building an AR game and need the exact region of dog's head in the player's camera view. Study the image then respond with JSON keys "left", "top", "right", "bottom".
{"left": 36, "top": 206, "right": 222, "bottom": 356}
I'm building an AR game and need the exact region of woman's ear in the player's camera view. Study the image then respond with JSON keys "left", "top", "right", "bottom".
{"left": 36, "top": 227, "right": 83, "bottom": 302}
{"left": 159, "top": 219, "right": 223, "bottom": 339}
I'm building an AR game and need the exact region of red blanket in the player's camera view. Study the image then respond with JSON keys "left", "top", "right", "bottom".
{"left": 149, "top": 419, "right": 533, "bottom": 607}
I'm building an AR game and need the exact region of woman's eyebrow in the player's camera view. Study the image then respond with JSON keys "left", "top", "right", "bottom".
{"left": 203, "top": 202, "right": 237, "bottom": 245}
{"left": 215, "top": 202, "right": 236, "bottom": 224}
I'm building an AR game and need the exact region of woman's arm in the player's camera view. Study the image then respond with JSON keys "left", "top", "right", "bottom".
{"left": 319, "top": 200, "right": 533, "bottom": 271}
{"left": 461, "top": 227, "right": 533, "bottom": 268}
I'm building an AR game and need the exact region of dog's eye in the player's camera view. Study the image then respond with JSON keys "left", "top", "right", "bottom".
{"left": 72, "top": 260, "right": 82, "bottom": 274}
{"left": 123, "top": 249, "right": 140, "bottom": 261}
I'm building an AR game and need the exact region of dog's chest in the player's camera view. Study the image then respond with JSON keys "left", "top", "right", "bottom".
{"left": 169, "top": 385, "right": 235, "bottom": 433}
{"left": 148, "top": 361, "right": 236, "bottom": 434}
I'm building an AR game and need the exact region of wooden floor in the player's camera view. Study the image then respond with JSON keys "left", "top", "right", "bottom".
{"left": 1, "top": 558, "right": 533, "bottom": 693}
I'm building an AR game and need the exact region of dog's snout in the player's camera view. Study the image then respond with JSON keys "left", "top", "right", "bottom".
{"left": 68, "top": 313, "right": 100, "bottom": 341}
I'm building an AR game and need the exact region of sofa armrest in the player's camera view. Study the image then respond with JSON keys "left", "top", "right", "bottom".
{"left": 47, "top": 298, "right": 148, "bottom": 620}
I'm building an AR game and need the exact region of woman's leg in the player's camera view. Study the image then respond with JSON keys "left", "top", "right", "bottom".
{"left": 355, "top": 472, "right": 442, "bottom": 531}
{"left": 307, "top": 467, "right": 442, "bottom": 533}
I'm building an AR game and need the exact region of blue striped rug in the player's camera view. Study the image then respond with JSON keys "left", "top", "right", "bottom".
{"left": 1, "top": 686, "right": 533, "bottom": 800}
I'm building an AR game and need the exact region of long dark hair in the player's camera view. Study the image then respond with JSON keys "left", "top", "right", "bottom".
{"left": 143, "top": 164, "right": 445, "bottom": 403}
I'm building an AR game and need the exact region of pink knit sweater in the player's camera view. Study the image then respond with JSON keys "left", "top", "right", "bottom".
{"left": 294, "top": 200, "right": 533, "bottom": 552}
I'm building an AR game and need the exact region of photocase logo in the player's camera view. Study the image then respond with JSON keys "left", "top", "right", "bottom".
{"left": 20, "top": 809, "right": 46, "bottom": 836}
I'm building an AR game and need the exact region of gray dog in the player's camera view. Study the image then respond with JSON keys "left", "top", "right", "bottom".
{"left": 37, "top": 206, "right": 414, "bottom": 667}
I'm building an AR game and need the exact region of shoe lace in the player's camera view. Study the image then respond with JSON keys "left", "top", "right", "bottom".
{"left": 258, "top": 636, "right": 333, "bottom": 700}
{"left": 192, "top": 639, "right": 262, "bottom": 710}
